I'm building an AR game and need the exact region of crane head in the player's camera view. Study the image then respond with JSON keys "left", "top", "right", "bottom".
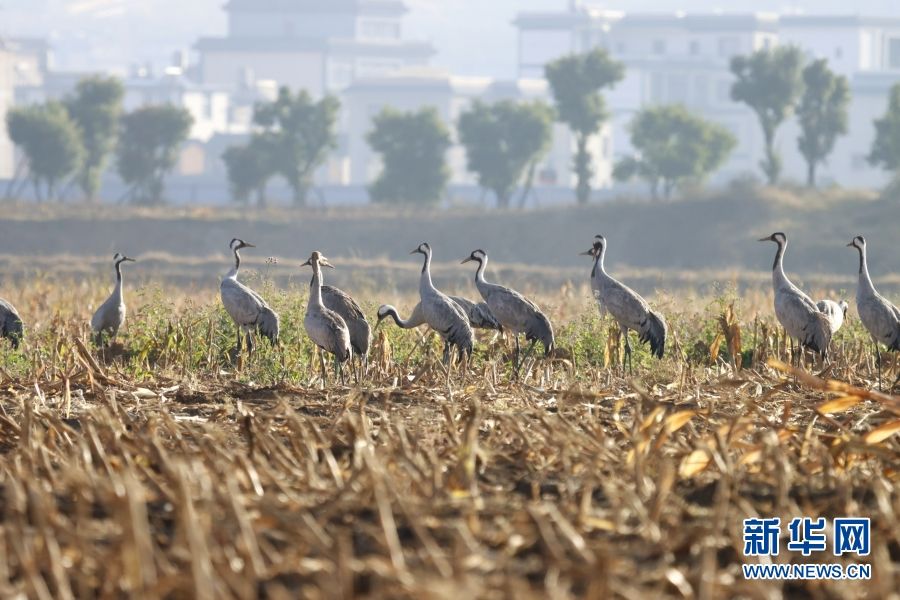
{"left": 230, "top": 238, "right": 255, "bottom": 250}
{"left": 758, "top": 232, "right": 786, "bottom": 244}
{"left": 375, "top": 305, "right": 394, "bottom": 327}
{"left": 410, "top": 242, "right": 431, "bottom": 256}
{"left": 113, "top": 253, "right": 135, "bottom": 263}
{"left": 847, "top": 235, "right": 865, "bottom": 249}
{"left": 301, "top": 251, "right": 334, "bottom": 269}
{"left": 461, "top": 249, "right": 486, "bottom": 265}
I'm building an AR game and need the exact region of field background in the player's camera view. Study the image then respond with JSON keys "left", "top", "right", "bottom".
{"left": 1, "top": 187, "right": 899, "bottom": 301}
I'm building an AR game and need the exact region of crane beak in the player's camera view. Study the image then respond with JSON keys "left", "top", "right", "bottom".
{"left": 461, "top": 256, "right": 473, "bottom": 264}
{"left": 301, "top": 259, "right": 311, "bottom": 267}
{"left": 320, "top": 259, "right": 335, "bottom": 269}
{"left": 243, "top": 242, "right": 255, "bottom": 248}
{"left": 846, "top": 242, "right": 855, "bottom": 248}
{"left": 578, "top": 249, "right": 594, "bottom": 256}
{"left": 123, "top": 256, "right": 136, "bottom": 262}
{"left": 409, "top": 249, "right": 420, "bottom": 255}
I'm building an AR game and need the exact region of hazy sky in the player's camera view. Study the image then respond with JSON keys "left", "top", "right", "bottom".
{"left": 2, "top": 0, "right": 900, "bottom": 77}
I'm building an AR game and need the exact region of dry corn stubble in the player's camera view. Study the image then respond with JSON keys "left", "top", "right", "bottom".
{"left": 0, "top": 280, "right": 898, "bottom": 599}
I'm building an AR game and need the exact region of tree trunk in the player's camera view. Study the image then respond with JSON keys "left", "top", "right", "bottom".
{"left": 760, "top": 123, "right": 780, "bottom": 185}
{"left": 256, "top": 184, "right": 268, "bottom": 209}
{"left": 517, "top": 160, "right": 537, "bottom": 210}
{"left": 663, "top": 178, "right": 675, "bottom": 200}
{"left": 3, "top": 156, "right": 25, "bottom": 200}
{"left": 574, "top": 133, "right": 592, "bottom": 205}
{"left": 496, "top": 190, "right": 510, "bottom": 210}
{"left": 806, "top": 160, "right": 817, "bottom": 188}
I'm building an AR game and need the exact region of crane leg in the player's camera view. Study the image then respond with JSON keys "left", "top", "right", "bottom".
{"left": 874, "top": 341, "right": 882, "bottom": 391}
{"left": 336, "top": 356, "right": 345, "bottom": 386}
{"left": 230, "top": 329, "right": 242, "bottom": 363}
{"left": 442, "top": 340, "right": 451, "bottom": 366}
{"left": 621, "top": 327, "right": 633, "bottom": 376}
{"left": 516, "top": 340, "right": 538, "bottom": 379}
{"left": 319, "top": 348, "right": 327, "bottom": 384}
{"left": 245, "top": 331, "right": 254, "bottom": 357}
{"left": 514, "top": 335, "right": 521, "bottom": 373}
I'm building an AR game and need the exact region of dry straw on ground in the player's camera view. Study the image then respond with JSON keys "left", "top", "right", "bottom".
{"left": 0, "top": 285, "right": 898, "bottom": 598}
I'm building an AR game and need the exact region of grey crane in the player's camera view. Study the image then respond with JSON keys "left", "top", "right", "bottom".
{"left": 758, "top": 232, "right": 831, "bottom": 363}
{"left": 580, "top": 235, "right": 666, "bottom": 373}
{"left": 409, "top": 242, "right": 474, "bottom": 365}
{"left": 220, "top": 238, "right": 279, "bottom": 361}
{"left": 447, "top": 295, "right": 503, "bottom": 331}
{"left": 377, "top": 295, "right": 501, "bottom": 333}
{"left": 0, "top": 298, "right": 24, "bottom": 349}
{"left": 847, "top": 235, "right": 900, "bottom": 389}
{"left": 321, "top": 284, "right": 371, "bottom": 378}
{"left": 816, "top": 299, "right": 849, "bottom": 335}
{"left": 461, "top": 248, "right": 553, "bottom": 373}
{"left": 302, "top": 251, "right": 352, "bottom": 384}
{"left": 91, "top": 253, "right": 135, "bottom": 346}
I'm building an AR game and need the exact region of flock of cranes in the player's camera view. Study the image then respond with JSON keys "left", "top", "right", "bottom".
{"left": 0, "top": 233, "right": 899, "bottom": 389}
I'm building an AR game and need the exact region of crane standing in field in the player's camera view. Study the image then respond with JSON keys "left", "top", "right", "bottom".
{"left": 91, "top": 253, "right": 135, "bottom": 346}
{"left": 758, "top": 232, "right": 831, "bottom": 364}
{"left": 580, "top": 235, "right": 666, "bottom": 374}
{"left": 447, "top": 295, "right": 503, "bottom": 332}
{"left": 321, "top": 284, "right": 371, "bottom": 380}
{"left": 0, "top": 298, "right": 23, "bottom": 348}
{"left": 377, "top": 295, "right": 501, "bottom": 333}
{"left": 408, "top": 243, "right": 474, "bottom": 366}
{"left": 461, "top": 248, "right": 553, "bottom": 374}
{"left": 220, "top": 239, "right": 280, "bottom": 361}
{"left": 816, "top": 299, "right": 849, "bottom": 335}
{"left": 302, "top": 251, "right": 352, "bottom": 384}
{"left": 847, "top": 235, "right": 900, "bottom": 389}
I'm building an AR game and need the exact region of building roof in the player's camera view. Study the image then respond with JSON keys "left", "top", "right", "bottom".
{"left": 781, "top": 14, "right": 900, "bottom": 28}
{"left": 617, "top": 13, "right": 779, "bottom": 33}
{"left": 195, "top": 35, "right": 434, "bottom": 58}
{"left": 225, "top": 0, "right": 407, "bottom": 17}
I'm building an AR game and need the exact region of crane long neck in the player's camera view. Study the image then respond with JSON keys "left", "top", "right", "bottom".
{"left": 857, "top": 245, "right": 876, "bottom": 294}
{"left": 592, "top": 244, "right": 606, "bottom": 278}
{"left": 419, "top": 251, "right": 435, "bottom": 294}
{"left": 309, "top": 261, "right": 323, "bottom": 307}
{"left": 384, "top": 307, "right": 411, "bottom": 328}
{"left": 474, "top": 256, "right": 488, "bottom": 285}
{"left": 772, "top": 238, "right": 789, "bottom": 287}
{"left": 113, "top": 259, "right": 127, "bottom": 299}
{"left": 228, "top": 247, "right": 241, "bottom": 279}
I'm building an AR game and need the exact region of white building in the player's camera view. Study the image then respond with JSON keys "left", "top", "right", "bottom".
{"left": 514, "top": 6, "right": 900, "bottom": 190}
{"left": 0, "top": 38, "right": 50, "bottom": 179}
{"left": 195, "top": 0, "right": 434, "bottom": 95}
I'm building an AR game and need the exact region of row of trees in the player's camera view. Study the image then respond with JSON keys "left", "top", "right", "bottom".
{"left": 4, "top": 76, "right": 192, "bottom": 204}
{"left": 223, "top": 92, "right": 557, "bottom": 209}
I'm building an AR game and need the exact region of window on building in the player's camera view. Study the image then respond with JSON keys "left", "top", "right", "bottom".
{"left": 889, "top": 38, "right": 900, "bottom": 69}
{"left": 835, "top": 46, "right": 843, "bottom": 60}
{"left": 716, "top": 80, "right": 731, "bottom": 103}
{"left": 653, "top": 39, "right": 666, "bottom": 55}
{"left": 650, "top": 72, "right": 664, "bottom": 103}
{"left": 694, "top": 75, "right": 709, "bottom": 105}
{"left": 668, "top": 73, "right": 688, "bottom": 103}
{"left": 718, "top": 36, "right": 739, "bottom": 58}
{"left": 689, "top": 40, "right": 700, "bottom": 55}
